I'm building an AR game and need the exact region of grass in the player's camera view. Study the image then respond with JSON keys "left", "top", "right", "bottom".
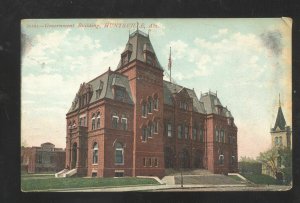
{"left": 228, "top": 175, "right": 244, "bottom": 182}
{"left": 241, "top": 174, "right": 280, "bottom": 185}
{"left": 21, "top": 176, "right": 160, "bottom": 191}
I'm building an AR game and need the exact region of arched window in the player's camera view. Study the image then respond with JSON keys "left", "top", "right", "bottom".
{"left": 215, "top": 129, "right": 219, "bottom": 142}
{"left": 92, "top": 114, "right": 96, "bottom": 130}
{"left": 178, "top": 125, "right": 183, "bottom": 139}
{"left": 199, "top": 128, "right": 204, "bottom": 142}
{"left": 121, "top": 114, "right": 127, "bottom": 130}
{"left": 231, "top": 155, "right": 235, "bottom": 165}
{"left": 96, "top": 112, "right": 101, "bottom": 129}
{"left": 142, "top": 127, "right": 147, "bottom": 142}
{"left": 92, "top": 143, "right": 98, "bottom": 164}
{"left": 220, "top": 130, "right": 225, "bottom": 143}
{"left": 154, "top": 120, "right": 158, "bottom": 134}
{"left": 142, "top": 101, "right": 147, "bottom": 117}
{"left": 148, "top": 97, "right": 153, "bottom": 113}
{"left": 115, "top": 142, "right": 124, "bottom": 164}
{"left": 219, "top": 150, "right": 224, "bottom": 165}
{"left": 184, "top": 125, "right": 189, "bottom": 139}
{"left": 154, "top": 96, "right": 159, "bottom": 110}
{"left": 148, "top": 122, "right": 153, "bottom": 138}
{"left": 112, "top": 113, "right": 119, "bottom": 129}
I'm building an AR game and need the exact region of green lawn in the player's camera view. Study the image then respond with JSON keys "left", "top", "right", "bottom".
{"left": 21, "top": 177, "right": 160, "bottom": 191}
{"left": 228, "top": 175, "right": 244, "bottom": 182}
{"left": 241, "top": 174, "right": 280, "bottom": 185}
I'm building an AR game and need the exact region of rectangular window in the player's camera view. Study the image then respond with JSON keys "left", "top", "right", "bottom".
{"left": 92, "top": 118, "right": 95, "bottom": 130}
{"left": 185, "top": 126, "right": 189, "bottom": 139}
{"left": 199, "top": 129, "right": 204, "bottom": 142}
{"left": 142, "top": 103, "right": 147, "bottom": 117}
{"left": 167, "top": 123, "right": 172, "bottom": 137}
{"left": 148, "top": 158, "right": 152, "bottom": 167}
{"left": 220, "top": 130, "right": 224, "bottom": 143}
{"left": 115, "top": 149, "right": 123, "bottom": 164}
{"left": 148, "top": 100, "right": 152, "bottom": 113}
{"left": 154, "top": 121, "right": 158, "bottom": 134}
{"left": 143, "top": 157, "right": 147, "bottom": 167}
{"left": 178, "top": 125, "right": 182, "bottom": 139}
{"left": 192, "top": 128, "right": 197, "bottom": 140}
{"left": 154, "top": 158, "right": 158, "bottom": 167}
{"left": 148, "top": 125, "right": 153, "bottom": 138}
{"left": 142, "top": 127, "right": 147, "bottom": 142}
{"left": 115, "top": 88, "right": 125, "bottom": 101}
{"left": 97, "top": 115, "right": 100, "bottom": 129}
{"left": 215, "top": 130, "right": 219, "bottom": 142}
{"left": 121, "top": 118, "right": 127, "bottom": 130}
{"left": 154, "top": 98, "right": 158, "bottom": 110}
{"left": 112, "top": 116, "right": 118, "bottom": 129}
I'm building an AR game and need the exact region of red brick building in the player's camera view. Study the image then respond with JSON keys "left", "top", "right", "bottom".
{"left": 65, "top": 30, "right": 238, "bottom": 178}
{"left": 21, "top": 142, "right": 65, "bottom": 173}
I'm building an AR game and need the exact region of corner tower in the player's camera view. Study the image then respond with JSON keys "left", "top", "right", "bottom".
{"left": 116, "top": 30, "right": 165, "bottom": 177}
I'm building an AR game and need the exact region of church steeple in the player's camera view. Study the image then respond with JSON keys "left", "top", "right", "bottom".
{"left": 272, "top": 94, "right": 286, "bottom": 131}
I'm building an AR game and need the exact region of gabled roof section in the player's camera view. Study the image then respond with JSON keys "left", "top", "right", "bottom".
{"left": 116, "top": 30, "right": 163, "bottom": 70}
{"left": 163, "top": 80, "right": 206, "bottom": 114}
{"left": 67, "top": 70, "right": 134, "bottom": 114}
{"left": 272, "top": 106, "right": 286, "bottom": 131}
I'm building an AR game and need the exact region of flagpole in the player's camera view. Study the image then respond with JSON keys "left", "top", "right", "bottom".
{"left": 169, "top": 47, "right": 172, "bottom": 83}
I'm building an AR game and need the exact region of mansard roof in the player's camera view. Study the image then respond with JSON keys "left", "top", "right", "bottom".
{"left": 67, "top": 70, "right": 134, "bottom": 113}
{"left": 200, "top": 91, "right": 233, "bottom": 118}
{"left": 116, "top": 30, "right": 163, "bottom": 70}
{"left": 272, "top": 106, "right": 286, "bottom": 131}
{"left": 163, "top": 80, "right": 206, "bottom": 114}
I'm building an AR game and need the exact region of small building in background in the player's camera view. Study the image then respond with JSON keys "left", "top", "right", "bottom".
{"left": 21, "top": 142, "right": 65, "bottom": 173}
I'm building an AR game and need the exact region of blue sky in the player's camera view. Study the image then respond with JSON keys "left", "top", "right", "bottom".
{"left": 21, "top": 18, "right": 292, "bottom": 158}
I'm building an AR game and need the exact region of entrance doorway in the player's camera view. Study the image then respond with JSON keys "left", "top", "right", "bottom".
{"left": 71, "top": 142, "right": 77, "bottom": 169}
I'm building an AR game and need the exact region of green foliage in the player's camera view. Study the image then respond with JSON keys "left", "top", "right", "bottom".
{"left": 257, "top": 147, "right": 292, "bottom": 181}
{"left": 21, "top": 177, "right": 159, "bottom": 191}
{"left": 239, "top": 161, "right": 262, "bottom": 175}
{"left": 240, "top": 156, "right": 257, "bottom": 163}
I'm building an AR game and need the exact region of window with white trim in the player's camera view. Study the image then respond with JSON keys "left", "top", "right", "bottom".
{"left": 92, "top": 143, "right": 98, "bottom": 164}
{"left": 167, "top": 123, "right": 172, "bottom": 137}
{"left": 142, "top": 127, "right": 147, "bottom": 142}
{"left": 112, "top": 114, "right": 119, "bottom": 129}
{"left": 184, "top": 126, "right": 189, "bottom": 139}
{"left": 142, "top": 102, "right": 147, "bottom": 117}
{"left": 96, "top": 112, "right": 101, "bottom": 129}
{"left": 219, "top": 154, "right": 224, "bottom": 165}
{"left": 148, "top": 97, "right": 153, "bottom": 113}
{"left": 121, "top": 115, "right": 127, "bottom": 130}
{"left": 154, "top": 97, "right": 158, "bottom": 110}
{"left": 154, "top": 120, "right": 158, "bottom": 134}
{"left": 92, "top": 114, "right": 96, "bottom": 130}
{"left": 215, "top": 129, "right": 219, "bottom": 142}
{"left": 115, "top": 142, "right": 124, "bottom": 164}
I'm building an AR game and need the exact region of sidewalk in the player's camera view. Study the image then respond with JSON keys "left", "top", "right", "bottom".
{"left": 35, "top": 183, "right": 248, "bottom": 192}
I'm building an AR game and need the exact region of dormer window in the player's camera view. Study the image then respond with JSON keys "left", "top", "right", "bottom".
{"left": 96, "top": 81, "right": 103, "bottom": 99}
{"left": 114, "top": 87, "right": 126, "bottom": 102}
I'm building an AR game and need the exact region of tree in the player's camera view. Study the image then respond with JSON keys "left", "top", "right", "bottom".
{"left": 257, "top": 147, "right": 292, "bottom": 184}
{"left": 257, "top": 148, "right": 279, "bottom": 178}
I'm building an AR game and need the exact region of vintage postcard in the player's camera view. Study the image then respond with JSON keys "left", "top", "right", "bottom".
{"left": 21, "top": 18, "right": 292, "bottom": 192}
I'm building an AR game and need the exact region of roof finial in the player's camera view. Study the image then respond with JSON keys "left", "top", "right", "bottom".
{"left": 279, "top": 93, "right": 281, "bottom": 107}
{"left": 216, "top": 90, "right": 217, "bottom": 96}
{"left": 129, "top": 29, "right": 130, "bottom": 37}
{"left": 137, "top": 21, "right": 139, "bottom": 31}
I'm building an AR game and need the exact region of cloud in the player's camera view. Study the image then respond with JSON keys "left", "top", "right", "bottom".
{"left": 260, "top": 30, "right": 283, "bottom": 56}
